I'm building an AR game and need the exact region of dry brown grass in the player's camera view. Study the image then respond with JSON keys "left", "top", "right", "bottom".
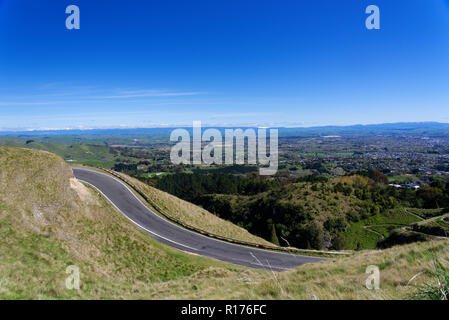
{"left": 247, "top": 240, "right": 449, "bottom": 300}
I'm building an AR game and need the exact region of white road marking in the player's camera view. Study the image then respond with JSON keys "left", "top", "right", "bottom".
{"left": 78, "top": 179, "right": 199, "bottom": 252}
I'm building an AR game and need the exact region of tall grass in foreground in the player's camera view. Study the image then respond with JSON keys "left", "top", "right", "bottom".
{"left": 416, "top": 260, "right": 449, "bottom": 300}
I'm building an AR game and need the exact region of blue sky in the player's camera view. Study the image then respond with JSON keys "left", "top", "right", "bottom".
{"left": 1, "top": 0, "right": 449, "bottom": 130}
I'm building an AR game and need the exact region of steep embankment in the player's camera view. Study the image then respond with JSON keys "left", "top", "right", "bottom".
{"left": 0, "top": 146, "right": 447, "bottom": 299}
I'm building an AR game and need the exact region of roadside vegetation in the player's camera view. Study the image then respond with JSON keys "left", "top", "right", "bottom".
{"left": 415, "top": 260, "right": 449, "bottom": 300}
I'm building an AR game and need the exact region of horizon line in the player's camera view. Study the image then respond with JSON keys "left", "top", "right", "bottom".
{"left": 1, "top": 121, "right": 449, "bottom": 133}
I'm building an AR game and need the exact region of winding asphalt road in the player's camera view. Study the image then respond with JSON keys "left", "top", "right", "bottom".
{"left": 73, "top": 167, "right": 324, "bottom": 271}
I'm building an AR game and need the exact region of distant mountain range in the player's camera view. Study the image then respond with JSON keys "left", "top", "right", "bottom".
{"left": 277, "top": 122, "right": 449, "bottom": 137}
{"left": 1, "top": 122, "right": 449, "bottom": 137}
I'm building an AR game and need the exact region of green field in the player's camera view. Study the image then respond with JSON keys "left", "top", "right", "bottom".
{"left": 406, "top": 208, "right": 448, "bottom": 219}
{"left": 342, "top": 207, "right": 421, "bottom": 249}
{"left": 0, "top": 140, "right": 135, "bottom": 169}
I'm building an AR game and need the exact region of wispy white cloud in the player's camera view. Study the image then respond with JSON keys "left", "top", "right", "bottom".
{"left": 93, "top": 90, "right": 205, "bottom": 99}
{"left": 0, "top": 88, "right": 207, "bottom": 106}
{"left": 0, "top": 101, "right": 60, "bottom": 106}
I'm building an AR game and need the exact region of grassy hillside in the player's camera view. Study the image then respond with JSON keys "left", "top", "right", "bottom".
{"left": 251, "top": 240, "right": 449, "bottom": 300}
{"left": 155, "top": 172, "right": 444, "bottom": 250}
{"left": 190, "top": 179, "right": 416, "bottom": 249}
{"left": 341, "top": 207, "right": 422, "bottom": 249}
{"left": 0, "top": 139, "right": 157, "bottom": 169}
{"left": 1, "top": 146, "right": 447, "bottom": 299}
{"left": 0, "top": 140, "right": 118, "bottom": 168}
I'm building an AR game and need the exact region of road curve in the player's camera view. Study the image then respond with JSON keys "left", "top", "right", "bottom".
{"left": 73, "top": 167, "right": 324, "bottom": 271}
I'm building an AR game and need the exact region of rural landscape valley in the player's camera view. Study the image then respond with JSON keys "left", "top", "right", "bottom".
{"left": 0, "top": 123, "right": 448, "bottom": 300}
